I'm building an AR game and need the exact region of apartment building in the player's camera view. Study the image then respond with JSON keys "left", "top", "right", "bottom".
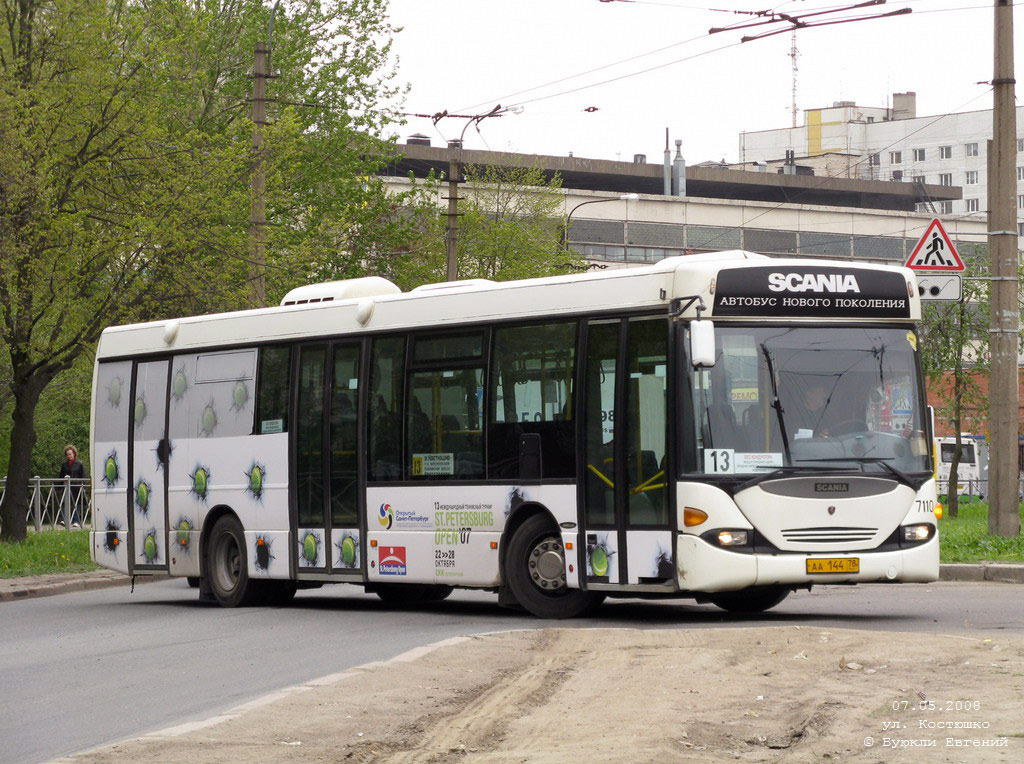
{"left": 739, "top": 93, "right": 1024, "bottom": 234}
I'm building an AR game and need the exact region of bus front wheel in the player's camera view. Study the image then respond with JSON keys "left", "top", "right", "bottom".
{"left": 207, "top": 516, "right": 263, "bottom": 607}
{"left": 506, "top": 514, "right": 604, "bottom": 619}
{"left": 706, "top": 586, "right": 790, "bottom": 614}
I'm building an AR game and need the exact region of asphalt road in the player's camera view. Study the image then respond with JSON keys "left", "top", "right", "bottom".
{"left": 1, "top": 579, "right": 1021, "bottom": 764}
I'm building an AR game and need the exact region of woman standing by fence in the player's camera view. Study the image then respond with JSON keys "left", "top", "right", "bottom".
{"left": 58, "top": 445, "right": 85, "bottom": 528}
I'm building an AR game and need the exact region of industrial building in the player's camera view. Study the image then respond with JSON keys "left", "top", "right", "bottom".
{"left": 385, "top": 138, "right": 987, "bottom": 269}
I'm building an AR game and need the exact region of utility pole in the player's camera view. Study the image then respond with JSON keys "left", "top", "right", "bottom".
{"left": 430, "top": 104, "right": 510, "bottom": 281}
{"left": 250, "top": 2, "right": 281, "bottom": 308}
{"left": 250, "top": 42, "right": 269, "bottom": 307}
{"left": 446, "top": 140, "right": 463, "bottom": 281}
{"left": 987, "top": 0, "right": 1020, "bottom": 536}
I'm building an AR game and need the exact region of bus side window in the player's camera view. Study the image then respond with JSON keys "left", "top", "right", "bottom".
{"left": 406, "top": 332, "right": 485, "bottom": 480}
{"left": 488, "top": 321, "right": 576, "bottom": 480}
{"left": 256, "top": 346, "right": 291, "bottom": 434}
{"left": 369, "top": 336, "right": 406, "bottom": 481}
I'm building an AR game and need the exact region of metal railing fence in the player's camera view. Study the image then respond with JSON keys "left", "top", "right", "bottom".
{"left": 0, "top": 477, "right": 93, "bottom": 532}
{"left": 937, "top": 477, "right": 1024, "bottom": 502}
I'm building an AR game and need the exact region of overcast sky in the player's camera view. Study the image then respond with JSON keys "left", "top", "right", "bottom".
{"left": 386, "top": 0, "right": 1017, "bottom": 165}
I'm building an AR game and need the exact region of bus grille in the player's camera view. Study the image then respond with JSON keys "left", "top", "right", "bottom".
{"left": 780, "top": 526, "right": 878, "bottom": 544}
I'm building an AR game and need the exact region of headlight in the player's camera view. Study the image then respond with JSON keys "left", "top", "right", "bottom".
{"left": 717, "top": 530, "right": 749, "bottom": 547}
{"left": 902, "top": 524, "right": 934, "bottom": 543}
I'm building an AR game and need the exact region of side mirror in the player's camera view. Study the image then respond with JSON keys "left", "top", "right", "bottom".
{"left": 690, "top": 320, "right": 716, "bottom": 367}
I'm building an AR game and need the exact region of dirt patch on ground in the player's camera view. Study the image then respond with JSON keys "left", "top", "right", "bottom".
{"left": 64, "top": 627, "right": 1023, "bottom": 763}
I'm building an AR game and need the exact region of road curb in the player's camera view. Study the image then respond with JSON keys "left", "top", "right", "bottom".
{"left": 939, "top": 563, "right": 1024, "bottom": 583}
{"left": 0, "top": 572, "right": 172, "bottom": 603}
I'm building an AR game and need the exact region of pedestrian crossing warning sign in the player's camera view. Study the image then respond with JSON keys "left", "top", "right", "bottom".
{"left": 905, "top": 218, "right": 964, "bottom": 271}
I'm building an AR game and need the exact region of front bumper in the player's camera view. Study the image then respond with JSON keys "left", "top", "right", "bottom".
{"left": 676, "top": 532, "right": 939, "bottom": 593}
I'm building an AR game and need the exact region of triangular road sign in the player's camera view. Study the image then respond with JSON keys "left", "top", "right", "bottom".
{"left": 905, "top": 218, "right": 964, "bottom": 271}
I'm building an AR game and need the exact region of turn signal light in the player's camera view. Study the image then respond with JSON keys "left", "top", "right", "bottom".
{"left": 684, "top": 507, "right": 708, "bottom": 527}
{"left": 934, "top": 503, "right": 944, "bottom": 520}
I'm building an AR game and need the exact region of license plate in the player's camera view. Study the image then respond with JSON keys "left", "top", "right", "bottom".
{"left": 806, "top": 557, "right": 860, "bottom": 574}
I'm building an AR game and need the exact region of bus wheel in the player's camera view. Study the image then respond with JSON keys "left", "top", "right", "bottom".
{"left": 207, "top": 516, "right": 262, "bottom": 607}
{"left": 506, "top": 514, "right": 604, "bottom": 619}
{"left": 375, "top": 584, "right": 452, "bottom": 604}
{"left": 706, "top": 586, "right": 790, "bottom": 614}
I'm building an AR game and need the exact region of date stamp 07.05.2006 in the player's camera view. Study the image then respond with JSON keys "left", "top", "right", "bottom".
{"left": 862, "top": 698, "right": 1010, "bottom": 750}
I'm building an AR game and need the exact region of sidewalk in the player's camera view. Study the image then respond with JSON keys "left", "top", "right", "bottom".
{"left": 2, "top": 564, "right": 1022, "bottom": 603}
{"left": 0, "top": 569, "right": 171, "bottom": 602}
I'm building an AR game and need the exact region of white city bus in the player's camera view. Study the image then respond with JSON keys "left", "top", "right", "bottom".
{"left": 935, "top": 436, "right": 986, "bottom": 497}
{"left": 90, "top": 251, "right": 939, "bottom": 617}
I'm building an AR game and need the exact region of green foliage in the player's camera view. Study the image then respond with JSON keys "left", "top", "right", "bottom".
{"left": 0, "top": 0, "right": 406, "bottom": 539}
{"left": 385, "top": 164, "right": 583, "bottom": 289}
{"left": 0, "top": 529, "right": 97, "bottom": 578}
{"left": 939, "top": 501, "right": 1024, "bottom": 562}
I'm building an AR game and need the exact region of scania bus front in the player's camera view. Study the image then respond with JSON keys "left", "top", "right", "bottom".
{"left": 674, "top": 263, "right": 938, "bottom": 612}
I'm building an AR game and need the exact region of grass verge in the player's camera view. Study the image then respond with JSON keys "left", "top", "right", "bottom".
{"left": 0, "top": 529, "right": 98, "bottom": 578}
{"left": 939, "top": 500, "right": 1024, "bottom": 563}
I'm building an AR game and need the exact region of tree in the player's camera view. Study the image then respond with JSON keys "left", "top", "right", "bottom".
{"left": 918, "top": 248, "right": 991, "bottom": 517}
{"left": 0, "top": 0, "right": 403, "bottom": 540}
{"left": 385, "top": 164, "right": 584, "bottom": 290}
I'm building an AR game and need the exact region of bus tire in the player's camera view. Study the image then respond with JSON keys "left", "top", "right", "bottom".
{"left": 706, "top": 586, "right": 790, "bottom": 614}
{"left": 506, "top": 514, "right": 604, "bottom": 619}
{"left": 375, "top": 584, "right": 453, "bottom": 604}
{"left": 207, "top": 515, "right": 262, "bottom": 607}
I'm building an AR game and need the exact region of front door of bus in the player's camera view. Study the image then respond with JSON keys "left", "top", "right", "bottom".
{"left": 581, "top": 318, "right": 672, "bottom": 586}
{"left": 294, "top": 342, "right": 362, "bottom": 577}
{"left": 129, "top": 359, "right": 170, "bottom": 573}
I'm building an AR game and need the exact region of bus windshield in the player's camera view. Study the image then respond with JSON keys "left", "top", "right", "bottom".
{"left": 691, "top": 325, "right": 930, "bottom": 476}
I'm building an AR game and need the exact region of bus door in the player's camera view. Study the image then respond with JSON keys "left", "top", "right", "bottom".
{"left": 128, "top": 359, "right": 171, "bottom": 573}
{"left": 581, "top": 318, "right": 673, "bottom": 587}
{"left": 293, "top": 341, "right": 363, "bottom": 577}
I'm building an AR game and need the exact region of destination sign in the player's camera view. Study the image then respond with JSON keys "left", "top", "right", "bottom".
{"left": 712, "top": 266, "right": 911, "bottom": 319}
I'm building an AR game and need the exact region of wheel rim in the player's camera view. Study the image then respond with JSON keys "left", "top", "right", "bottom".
{"left": 213, "top": 532, "right": 240, "bottom": 594}
{"left": 527, "top": 535, "right": 567, "bottom": 594}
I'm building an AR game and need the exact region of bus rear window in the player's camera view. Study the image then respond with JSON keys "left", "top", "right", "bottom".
{"left": 940, "top": 443, "right": 976, "bottom": 464}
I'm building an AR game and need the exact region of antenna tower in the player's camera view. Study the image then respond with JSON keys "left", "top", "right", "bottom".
{"left": 790, "top": 30, "right": 799, "bottom": 127}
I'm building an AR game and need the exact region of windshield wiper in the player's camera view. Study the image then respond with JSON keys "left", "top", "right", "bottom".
{"left": 795, "top": 457, "right": 917, "bottom": 489}
{"left": 759, "top": 343, "right": 792, "bottom": 463}
{"left": 735, "top": 464, "right": 858, "bottom": 492}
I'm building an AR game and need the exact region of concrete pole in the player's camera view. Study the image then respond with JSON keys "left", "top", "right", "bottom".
{"left": 250, "top": 43, "right": 269, "bottom": 307}
{"left": 987, "top": 0, "right": 1020, "bottom": 536}
{"left": 446, "top": 140, "right": 463, "bottom": 281}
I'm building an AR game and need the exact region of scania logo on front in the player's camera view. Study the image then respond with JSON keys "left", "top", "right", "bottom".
{"left": 768, "top": 273, "right": 861, "bottom": 294}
